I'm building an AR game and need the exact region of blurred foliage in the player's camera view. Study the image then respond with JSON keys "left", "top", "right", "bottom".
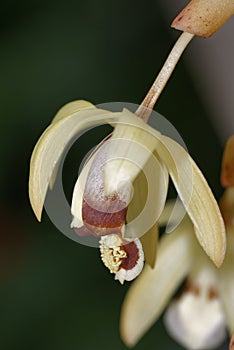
{"left": 0, "top": 0, "right": 225, "bottom": 349}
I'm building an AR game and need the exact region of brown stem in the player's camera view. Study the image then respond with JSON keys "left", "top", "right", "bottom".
{"left": 135, "top": 32, "right": 194, "bottom": 122}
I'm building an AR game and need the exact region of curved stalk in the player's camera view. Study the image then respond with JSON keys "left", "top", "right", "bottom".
{"left": 136, "top": 32, "right": 194, "bottom": 122}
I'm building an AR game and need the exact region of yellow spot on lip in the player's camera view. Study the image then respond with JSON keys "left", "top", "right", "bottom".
{"left": 100, "top": 234, "right": 127, "bottom": 274}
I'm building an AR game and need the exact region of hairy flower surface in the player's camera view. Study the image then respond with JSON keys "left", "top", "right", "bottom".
{"left": 99, "top": 234, "right": 144, "bottom": 284}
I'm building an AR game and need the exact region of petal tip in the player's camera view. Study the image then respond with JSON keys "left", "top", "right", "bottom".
{"left": 120, "top": 315, "right": 138, "bottom": 348}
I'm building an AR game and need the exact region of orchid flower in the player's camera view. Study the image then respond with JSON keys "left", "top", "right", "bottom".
{"left": 120, "top": 136, "right": 234, "bottom": 349}
{"left": 29, "top": 99, "right": 225, "bottom": 284}
{"left": 120, "top": 197, "right": 234, "bottom": 349}
{"left": 28, "top": 0, "right": 234, "bottom": 283}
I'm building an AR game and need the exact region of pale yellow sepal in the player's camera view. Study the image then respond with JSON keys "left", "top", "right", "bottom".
{"left": 120, "top": 219, "right": 195, "bottom": 348}
{"left": 139, "top": 225, "right": 158, "bottom": 269}
{"left": 29, "top": 102, "right": 116, "bottom": 221}
{"left": 104, "top": 109, "right": 160, "bottom": 196}
{"left": 125, "top": 151, "right": 168, "bottom": 260}
{"left": 126, "top": 152, "right": 160, "bottom": 267}
{"left": 155, "top": 134, "right": 226, "bottom": 267}
{"left": 52, "top": 100, "right": 95, "bottom": 124}
{"left": 49, "top": 100, "right": 96, "bottom": 189}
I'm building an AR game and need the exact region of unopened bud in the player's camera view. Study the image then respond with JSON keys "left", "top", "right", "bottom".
{"left": 172, "top": 0, "right": 234, "bottom": 38}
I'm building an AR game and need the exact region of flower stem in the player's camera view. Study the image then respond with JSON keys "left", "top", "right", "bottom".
{"left": 135, "top": 32, "right": 194, "bottom": 122}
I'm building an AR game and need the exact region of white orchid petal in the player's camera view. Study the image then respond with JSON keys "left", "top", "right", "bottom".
{"left": 125, "top": 152, "right": 168, "bottom": 241}
{"left": 120, "top": 219, "right": 195, "bottom": 347}
{"left": 71, "top": 157, "right": 93, "bottom": 228}
{"left": 29, "top": 104, "right": 116, "bottom": 221}
{"left": 165, "top": 246, "right": 226, "bottom": 350}
{"left": 156, "top": 135, "right": 226, "bottom": 267}
{"left": 164, "top": 291, "right": 226, "bottom": 350}
{"left": 71, "top": 135, "right": 113, "bottom": 229}
{"left": 218, "top": 230, "right": 234, "bottom": 334}
{"left": 80, "top": 137, "right": 130, "bottom": 235}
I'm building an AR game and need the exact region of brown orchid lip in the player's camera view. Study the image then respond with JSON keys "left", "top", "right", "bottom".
{"left": 82, "top": 195, "right": 128, "bottom": 236}
{"left": 120, "top": 241, "right": 139, "bottom": 270}
{"left": 99, "top": 233, "right": 144, "bottom": 284}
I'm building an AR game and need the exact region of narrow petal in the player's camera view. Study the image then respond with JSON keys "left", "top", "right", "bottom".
{"left": 156, "top": 135, "right": 226, "bottom": 267}
{"left": 29, "top": 103, "right": 116, "bottom": 221}
{"left": 126, "top": 154, "right": 160, "bottom": 268}
{"left": 125, "top": 152, "right": 168, "bottom": 266}
{"left": 139, "top": 225, "right": 158, "bottom": 269}
{"left": 120, "top": 218, "right": 195, "bottom": 347}
{"left": 71, "top": 155, "right": 93, "bottom": 229}
{"left": 218, "top": 230, "right": 234, "bottom": 335}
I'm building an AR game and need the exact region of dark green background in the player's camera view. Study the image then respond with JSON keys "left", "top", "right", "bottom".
{"left": 0, "top": 0, "right": 228, "bottom": 349}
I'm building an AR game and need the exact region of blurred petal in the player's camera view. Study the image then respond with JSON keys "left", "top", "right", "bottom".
{"left": 165, "top": 248, "right": 226, "bottom": 350}
{"left": 125, "top": 152, "right": 168, "bottom": 244}
{"left": 229, "top": 332, "right": 234, "bottom": 350}
{"left": 218, "top": 230, "right": 234, "bottom": 334}
{"left": 104, "top": 109, "right": 160, "bottom": 195}
{"left": 164, "top": 288, "right": 226, "bottom": 350}
{"left": 221, "top": 135, "right": 234, "bottom": 187}
{"left": 156, "top": 135, "right": 226, "bottom": 267}
{"left": 219, "top": 187, "right": 234, "bottom": 228}
{"left": 120, "top": 218, "right": 195, "bottom": 347}
{"left": 29, "top": 104, "right": 116, "bottom": 221}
